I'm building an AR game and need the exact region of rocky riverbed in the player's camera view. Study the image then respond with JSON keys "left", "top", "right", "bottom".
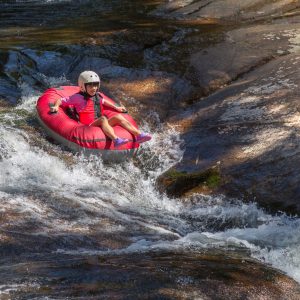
{"left": 1, "top": 0, "right": 300, "bottom": 299}
{"left": 149, "top": 1, "right": 300, "bottom": 216}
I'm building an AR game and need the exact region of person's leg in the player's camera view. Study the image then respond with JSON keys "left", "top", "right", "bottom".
{"left": 90, "top": 116, "right": 129, "bottom": 147}
{"left": 108, "top": 114, "right": 141, "bottom": 135}
{"left": 90, "top": 116, "right": 117, "bottom": 140}
{"left": 108, "top": 114, "right": 152, "bottom": 144}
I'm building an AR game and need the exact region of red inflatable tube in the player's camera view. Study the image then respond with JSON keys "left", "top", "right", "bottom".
{"left": 36, "top": 86, "right": 140, "bottom": 162}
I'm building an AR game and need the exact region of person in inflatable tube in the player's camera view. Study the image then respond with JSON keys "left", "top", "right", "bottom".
{"left": 50, "top": 71, "right": 151, "bottom": 147}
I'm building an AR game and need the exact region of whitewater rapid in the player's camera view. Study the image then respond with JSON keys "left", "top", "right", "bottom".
{"left": 0, "top": 79, "right": 299, "bottom": 291}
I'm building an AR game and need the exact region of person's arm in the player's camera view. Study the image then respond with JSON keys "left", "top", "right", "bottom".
{"left": 102, "top": 98, "right": 127, "bottom": 112}
{"left": 50, "top": 98, "right": 63, "bottom": 113}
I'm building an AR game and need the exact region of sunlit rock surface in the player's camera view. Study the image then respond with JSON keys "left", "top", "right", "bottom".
{"left": 149, "top": 3, "right": 300, "bottom": 214}
{"left": 187, "top": 24, "right": 300, "bottom": 96}
{"left": 167, "top": 51, "right": 300, "bottom": 214}
{"left": 3, "top": 251, "right": 300, "bottom": 299}
{"left": 152, "top": 0, "right": 300, "bottom": 22}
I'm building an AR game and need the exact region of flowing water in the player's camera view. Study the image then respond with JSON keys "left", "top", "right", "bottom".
{"left": 1, "top": 0, "right": 300, "bottom": 298}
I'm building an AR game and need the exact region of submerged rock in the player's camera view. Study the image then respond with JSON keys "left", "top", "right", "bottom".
{"left": 4, "top": 251, "right": 300, "bottom": 299}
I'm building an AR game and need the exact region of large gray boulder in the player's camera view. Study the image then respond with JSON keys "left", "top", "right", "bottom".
{"left": 187, "top": 23, "right": 300, "bottom": 96}
{"left": 150, "top": 6, "right": 300, "bottom": 214}
{"left": 152, "top": 0, "right": 300, "bottom": 22}
{"left": 162, "top": 50, "right": 300, "bottom": 214}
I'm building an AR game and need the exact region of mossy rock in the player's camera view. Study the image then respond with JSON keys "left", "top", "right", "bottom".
{"left": 157, "top": 166, "right": 221, "bottom": 197}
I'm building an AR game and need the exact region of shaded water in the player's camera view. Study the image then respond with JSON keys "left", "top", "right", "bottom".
{"left": 0, "top": 0, "right": 300, "bottom": 298}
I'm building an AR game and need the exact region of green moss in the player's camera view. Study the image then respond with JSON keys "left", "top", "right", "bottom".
{"left": 164, "top": 168, "right": 187, "bottom": 179}
{"left": 158, "top": 167, "right": 221, "bottom": 197}
{"left": 206, "top": 172, "right": 221, "bottom": 188}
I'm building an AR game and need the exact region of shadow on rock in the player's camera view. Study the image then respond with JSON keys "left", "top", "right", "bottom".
{"left": 2, "top": 250, "right": 300, "bottom": 299}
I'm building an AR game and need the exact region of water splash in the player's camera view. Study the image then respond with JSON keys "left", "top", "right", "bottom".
{"left": 0, "top": 65, "right": 300, "bottom": 291}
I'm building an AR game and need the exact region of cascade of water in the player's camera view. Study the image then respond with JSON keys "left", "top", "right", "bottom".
{"left": 0, "top": 74, "right": 300, "bottom": 289}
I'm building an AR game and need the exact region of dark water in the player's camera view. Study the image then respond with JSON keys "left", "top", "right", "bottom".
{"left": 0, "top": 0, "right": 164, "bottom": 47}
{"left": 0, "top": 1, "right": 300, "bottom": 298}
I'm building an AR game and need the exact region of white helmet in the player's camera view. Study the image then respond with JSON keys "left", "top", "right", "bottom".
{"left": 78, "top": 71, "right": 100, "bottom": 92}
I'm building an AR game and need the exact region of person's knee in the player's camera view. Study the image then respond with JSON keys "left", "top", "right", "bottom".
{"left": 109, "top": 115, "right": 123, "bottom": 124}
{"left": 117, "top": 116, "right": 129, "bottom": 125}
{"left": 98, "top": 116, "right": 107, "bottom": 124}
{"left": 113, "top": 114, "right": 123, "bottom": 121}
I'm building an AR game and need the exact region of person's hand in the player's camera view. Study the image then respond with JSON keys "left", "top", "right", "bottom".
{"left": 50, "top": 105, "right": 59, "bottom": 113}
{"left": 115, "top": 105, "right": 127, "bottom": 113}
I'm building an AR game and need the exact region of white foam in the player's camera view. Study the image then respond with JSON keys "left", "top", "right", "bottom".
{"left": 0, "top": 283, "right": 37, "bottom": 295}
{"left": 0, "top": 112, "right": 185, "bottom": 237}
{"left": 1, "top": 72, "right": 300, "bottom": 286}
{"left": 207, "top": 214, "right": 300, "bottom": 282}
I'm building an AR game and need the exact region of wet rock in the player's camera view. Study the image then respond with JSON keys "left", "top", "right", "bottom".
{"left": 156, "top": 165, "right": 221, "bottom": 197}
{"left": 148, "top": 8, "right": 300, "bottom": 215}
{"left": 0, "top": 76, "right": 20, "bottom": 104}
{"left": 103, "top": 69, "right": 195, "bottom": 120}
{"left": 187, "top": 23, "right": 300, "bottom": 96}
{"left": 164, "top": 51, "right": 300, "bottom": 215}
{"left": 3, "top": 49, "right": 59, "bottom": 92}
{"left": 0, "top": 51, "right": 21, "bottom": 104}
{"left": 4, "top": 251, "right": 300, "bottom": 299}
{"left": 0, "top": 46, "right": 196, "bottom": 121}
{"left": 152, "top": 0, "right": 300, "bottom": 22}
{"left": 84, "top": 27, "right": 176, "bottom": 68}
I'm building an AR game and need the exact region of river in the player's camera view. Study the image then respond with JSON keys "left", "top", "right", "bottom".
{"left": 0, "top": 0, "right": 300, "bottom": 298}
